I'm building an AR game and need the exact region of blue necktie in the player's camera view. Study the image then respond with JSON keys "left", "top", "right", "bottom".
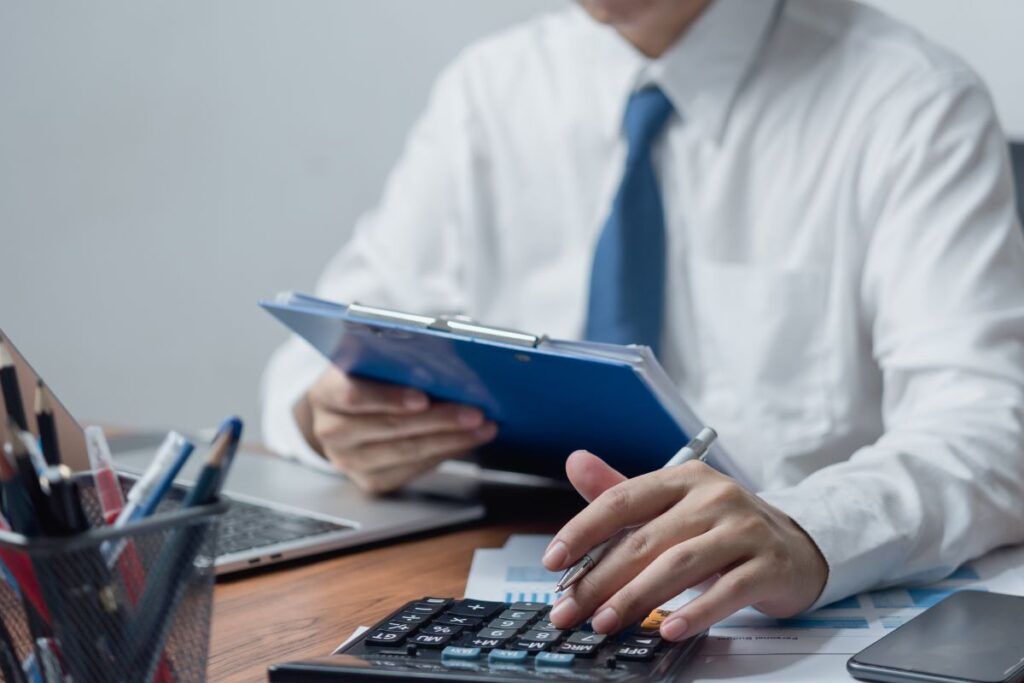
{"left": 584, "top": 86, "right": 675, "bottom": 356}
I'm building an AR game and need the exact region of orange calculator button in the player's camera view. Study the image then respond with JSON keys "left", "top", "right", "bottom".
{"left": 640, "top": 608, "right": 672, "bottom": 630}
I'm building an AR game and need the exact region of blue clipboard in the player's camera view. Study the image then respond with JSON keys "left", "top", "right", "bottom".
{"left": 261, "top": 293, "right": 727, "bottom": 481}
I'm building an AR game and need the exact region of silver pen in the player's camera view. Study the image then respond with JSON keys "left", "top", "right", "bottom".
{"left": 553, "top": 427, "right": 718, "bottom": 593}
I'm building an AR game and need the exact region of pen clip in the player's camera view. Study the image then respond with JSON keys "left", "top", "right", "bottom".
{"left": 433, "top": 316, "right": 539, "bottom": 348}
{"left": 347, "top": 303, "right": 540, "bottom": 348}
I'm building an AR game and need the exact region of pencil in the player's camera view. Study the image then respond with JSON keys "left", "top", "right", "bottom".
{"left": 130, "top": 417, "right": 243, "bottom": 680}
{"left": 0, "top": 336, "right": 28, "bottom": 432}
{"left": 34, "top": 381, "right": 60, "bottom": 466}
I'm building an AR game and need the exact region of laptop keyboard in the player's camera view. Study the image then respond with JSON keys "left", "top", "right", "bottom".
{"left": 160, "top": 485, "right": 352, "bottom": 556}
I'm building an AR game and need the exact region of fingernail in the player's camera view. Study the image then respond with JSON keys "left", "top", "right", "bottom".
{"left": 661, "top": 616, "right": 689, "bottom": 641}
{"left": 457, "top": 407, "right": 483, "bottom": 427}
{"left": 474, "top": 422, "right": 496, "bottom": 439}
{"left": 549, "top": 597, "right": 579, "bottom": 626}
{"left": 404, "top": 390, "right": 428, "bottom": 409}
{"left": 542, "top": 540, "right": 568, "bottom": 570}
{"left": 591, "top": 606, "right": 619, "bottom": 634}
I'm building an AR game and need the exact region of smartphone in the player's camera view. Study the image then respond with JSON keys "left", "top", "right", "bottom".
{"left": 848, "top": 590, "right": 1024, "bottom": 683}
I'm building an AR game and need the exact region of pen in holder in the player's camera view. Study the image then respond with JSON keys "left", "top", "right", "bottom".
{"left": 0, "top": 475, "right": 227, "bottom": 683}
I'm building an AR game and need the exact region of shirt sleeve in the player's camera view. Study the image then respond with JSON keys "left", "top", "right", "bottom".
{"left": 760, "top": 70, "right": 1024, "bottom": 608}
{"left": 260, "top": 53, "right": 484, "bottom": 467}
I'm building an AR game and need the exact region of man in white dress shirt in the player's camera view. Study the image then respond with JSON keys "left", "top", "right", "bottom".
{"left": 261, "top": 0, "right": 1024, "bottom": 641}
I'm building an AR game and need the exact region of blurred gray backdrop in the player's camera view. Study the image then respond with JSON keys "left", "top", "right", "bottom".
{"left": 1, "top": 0, "right": 1021, "bottom": 437}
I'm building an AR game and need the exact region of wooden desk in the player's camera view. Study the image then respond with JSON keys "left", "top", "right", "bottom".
{"left": 208, "top": 491, "right": 578, "bottom": 682}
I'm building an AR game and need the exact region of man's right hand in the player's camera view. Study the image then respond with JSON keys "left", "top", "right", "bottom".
{"left": 294, "top": 366, "right": 498, "bottom": 494}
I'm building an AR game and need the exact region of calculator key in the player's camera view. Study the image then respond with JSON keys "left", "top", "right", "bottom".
{"left": 640, "top": 608, "right": 672, "bottom": 630}
{"left": 381, "top": 622, "right": 414, "bottom": 633}
{"left": 408, "top": 602, "right": 446, "bottom": 614}
{"left": 623, "top": 634, "right": 662, "bottom": 649}
{"left": 449, "top": 600, "right": 504, "bottom": 618}
{"left": 441, "top": 646, "right": 481, "bottom": 661}
{"left": 421, "top": 597, "right": 452, "bottom": 606}
{"left": 533, "top": 620, "right": 561, "bottom": 632}
{"left": 477, "top": 628, "right": 516, "bottom": 640}
{"left": 630, "top": 627, "right": 661, "bottom": 638}
{"left": 468, "top": 637, "right": 506, "bottom": 649}
{"left": 423, "top": 624, "right": 462, "bottom": 637}
{"left": 557, "top": 642, "right": 599, "bottom": 657}
{"left": 411, "top": 632, "right": 454, "bottom": 648}
{"left": 489, "top": 649, "right": 529, "bottom": 663}
{"left": 535, "top": 652, "right": 575, "bottom": 667}
{"left": 487, "top": 618, "right": 527, "bottom": 631}
{"left": 499, "top": 610, "right": 536, "bottom": 621}
{"left": 513, "top": 640, "right": 549, "bottom": 653}
{"left": 614, "top": 645, "right": 655, "bottom": 661}
{"left": 365, "top": 630, "right": 406, "bottom": 646}
{"left": 394, "top": 612, "right": 428, "bottom": 624}
{"left": 521, "top": 629, "right": 561, "bottom": 642}
{"left": 566, "top": 632, "right": 606, "bottom": 646}
{"left": 510, "top": 601, "right": 547, "bottom": 612}
{"left": 435, "top": 614, "right": 481, "bottom": 627}
{"left": 448, "top": 633, "right": 478, "bottom": 648}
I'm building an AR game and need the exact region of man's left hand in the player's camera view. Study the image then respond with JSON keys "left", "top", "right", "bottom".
{"left": 542, "top": 450, "right": 828, "bottom": 641}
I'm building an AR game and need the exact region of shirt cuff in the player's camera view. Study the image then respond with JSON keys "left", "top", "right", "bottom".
{"left": 759, "top": 484, "right": 879, "bottom": 611}
{"left": 259, "top": 337, "right": 338, "bottom": 475}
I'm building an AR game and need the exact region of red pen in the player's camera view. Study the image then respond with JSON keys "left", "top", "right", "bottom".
{"left": 85, "top": 427, "right": 176, "bottom": 682}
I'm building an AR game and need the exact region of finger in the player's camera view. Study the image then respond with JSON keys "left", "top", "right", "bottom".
{"left": 312, "top": 371, "right": 429, "bottom": 415}
{"left": 543, "top": 463, "right": 702, "bottom": 571}
{"left": 554, "top": 501, "right": 721, "bottom": 630}
{"left": 565, "top": 450, "right": 627, "bottom": 503}
{"left": 659, "top": 559, "right": 769, "bottom": 642}
{"left": 347, "top": 448, "right": 459, "bottom": 495}
{"left": 583, "top": 527, "right": 750, "bottom": 634}
{"left": 321, "top": 403, "right": 486, "bottom": 450}
{"left": 344, "top": 422, "right": 498, "bottom": 474}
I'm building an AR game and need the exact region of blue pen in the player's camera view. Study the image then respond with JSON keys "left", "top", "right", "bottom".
{"left": 134, "top": 440, "right": 195, "bottom": 520}
{"left": 114, "top": 432, "right": 194, "bottom": 528}
{"left": 103, "top": 433, "right": 194, "bottom": 565}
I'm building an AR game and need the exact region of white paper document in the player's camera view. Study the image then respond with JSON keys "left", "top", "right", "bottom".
{"left": 333, "top": 625, "right": 370, "bottom": 654}
{"left": 465, "top": 534, "right": 1024, "bottom": 656}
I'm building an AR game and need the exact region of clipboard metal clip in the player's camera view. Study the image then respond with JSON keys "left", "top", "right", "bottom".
{"left": 347, "top": 303, "right": 540, "bottom": 348}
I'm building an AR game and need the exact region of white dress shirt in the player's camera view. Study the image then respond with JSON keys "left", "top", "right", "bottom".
{"left": 262, "top": 0, "right": 1024, "bottom": 608}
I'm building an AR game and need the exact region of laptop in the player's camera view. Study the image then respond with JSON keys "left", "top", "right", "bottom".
{"left": 110, "top": 433, "right": 485, "bottom": 574}
{"left": 1, "top": 327, "right": 485, "bottom": 575}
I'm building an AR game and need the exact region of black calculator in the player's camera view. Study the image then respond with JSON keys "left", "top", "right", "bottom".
{"left": 268, "top": 597, "right": 704, "bottom": 682}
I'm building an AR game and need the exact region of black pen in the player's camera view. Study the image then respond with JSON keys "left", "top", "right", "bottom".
{"left": 40, "top": 465, "right": 89, "bottom": 535}
{"left": 0, "top": 440, "right": 40, "bottom": 536}
{"left": 34, "top": 381, "right": 61, "bottom": 466}
{"left": 4, "top": 417, "right": 57, "bottom": 534}
{"left": 0, "top": 335, "right": 28, "bottom": 432}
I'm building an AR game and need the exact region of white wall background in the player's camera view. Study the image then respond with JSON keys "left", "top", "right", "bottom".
{"left": 0, "top": 0, "right": 1021, "bottom": 437}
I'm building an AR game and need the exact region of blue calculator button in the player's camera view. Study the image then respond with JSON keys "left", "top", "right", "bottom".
{"left": 442, "top": 646, "right": 482, "bottom": 661}
{"left": 489, "top": 649, "right": 528, "bottom": 663}
{"left": 535, "top": 652, "right": 575, "bottom": 667}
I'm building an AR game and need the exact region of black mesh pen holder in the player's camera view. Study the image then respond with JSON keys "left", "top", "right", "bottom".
{"left": 0, "top": 477, "right": 227, "bottom": 683}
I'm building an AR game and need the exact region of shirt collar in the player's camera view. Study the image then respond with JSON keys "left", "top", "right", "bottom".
{"left": 575, "top": 0, "right": 782, "bottom": 142}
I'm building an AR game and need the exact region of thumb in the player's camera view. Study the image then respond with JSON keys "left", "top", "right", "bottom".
{"left": 565, "top": 450, "right": 628, "bottom": 503}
